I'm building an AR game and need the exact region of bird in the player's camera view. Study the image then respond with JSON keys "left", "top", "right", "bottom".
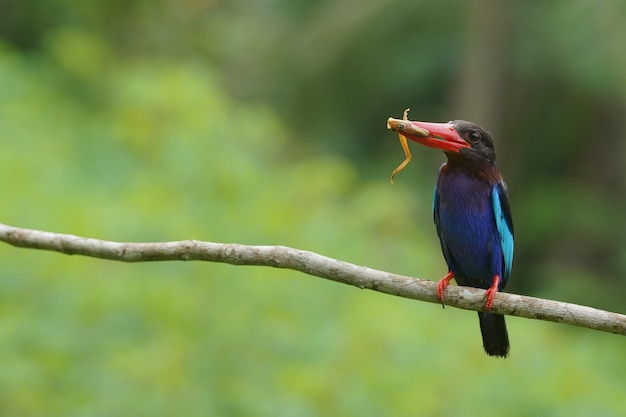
{"left": 387, "top": 114, "right": 514, "bottom": 357}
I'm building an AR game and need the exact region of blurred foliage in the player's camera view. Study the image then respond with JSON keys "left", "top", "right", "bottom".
{"left": 0, "top": 0, "right": 626, "bottom": 415}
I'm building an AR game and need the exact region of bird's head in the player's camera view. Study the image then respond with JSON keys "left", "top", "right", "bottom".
{"left": 387, "top": 118, "right": 497, "bottom": 166}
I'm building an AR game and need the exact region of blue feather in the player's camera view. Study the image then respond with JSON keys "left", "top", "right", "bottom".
{"left": 491, "top": 184, "right": 514, "bottom": 281}
{"left": 432, "top": 185, "right": 439, "bottom": 224}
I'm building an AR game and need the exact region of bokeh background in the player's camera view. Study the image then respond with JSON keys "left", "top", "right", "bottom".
{"left": 1, "top": 0, "right": 625, "bottom": 415}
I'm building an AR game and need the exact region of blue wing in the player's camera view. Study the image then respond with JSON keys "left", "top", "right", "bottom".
{"left": 433, "top": 184, "right": 456, "bottom": 272}
{"left": 491, "top": 182, "right": 514, "bottom": 282}
{"left": 433, "top": 164, "right": 445, "bottom": 249}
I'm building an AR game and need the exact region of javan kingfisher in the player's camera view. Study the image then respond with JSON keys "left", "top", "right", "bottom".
{"left": 387, "top": 112, "right": 514, "bottom": 358}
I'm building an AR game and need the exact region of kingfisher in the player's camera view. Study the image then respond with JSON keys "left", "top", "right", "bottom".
{"left": 387, "top": 112, "right": 514, "bottom": 357}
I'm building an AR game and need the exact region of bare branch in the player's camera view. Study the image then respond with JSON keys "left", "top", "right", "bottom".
{"left": 1, "top": 222, "right": 624, "bottom": 335}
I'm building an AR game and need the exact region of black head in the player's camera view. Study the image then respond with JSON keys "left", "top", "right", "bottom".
{"left": 448, "top": 120, "right": 497, "bottom": 166}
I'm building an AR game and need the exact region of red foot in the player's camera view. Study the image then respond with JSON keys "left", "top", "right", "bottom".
{"left": 484, "top": 275, "right": 501, "bottom": 311}
{"left": 436, "top": 272, "right": 455, "bottom": 305}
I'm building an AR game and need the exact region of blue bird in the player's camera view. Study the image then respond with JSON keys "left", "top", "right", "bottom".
{"left": 388, "top": 118, "right": 514, "bottom": 357}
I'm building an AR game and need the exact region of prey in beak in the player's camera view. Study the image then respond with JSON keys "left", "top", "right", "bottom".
{"left": 387, "top": 110, "right": 471, "bottom": 181}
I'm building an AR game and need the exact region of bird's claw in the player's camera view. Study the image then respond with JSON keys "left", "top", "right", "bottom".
{"left": 436, "top": 272, "right": 455, "bottom": 309}
{"left": 483, "top": 275, "right": 501, "bottom": 311}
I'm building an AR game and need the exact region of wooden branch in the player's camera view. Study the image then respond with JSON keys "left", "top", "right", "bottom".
{"left": 1, "top": 222, "right": 625, "bottom": 336}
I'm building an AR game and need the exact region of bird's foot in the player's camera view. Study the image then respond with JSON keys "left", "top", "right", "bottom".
{"left": 436, "top": 272, "right": 455, "bottom": 308}
{"left": 483, "top": 275, "right": 501, "bottom": 311}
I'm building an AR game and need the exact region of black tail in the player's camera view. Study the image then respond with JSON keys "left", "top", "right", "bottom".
{"left": 478, "top": 312, "right": 509, "bottom": 358}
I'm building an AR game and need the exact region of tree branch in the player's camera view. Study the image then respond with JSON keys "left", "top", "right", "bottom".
{"left": 1, "top": 222, "right": 624, "bottom": 336}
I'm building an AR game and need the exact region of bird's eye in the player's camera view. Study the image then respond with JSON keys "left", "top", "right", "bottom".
{"left": 468, "top": 131, "right": 481, "bottom": 143}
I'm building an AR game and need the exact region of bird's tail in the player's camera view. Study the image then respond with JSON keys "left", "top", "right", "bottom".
{"left": 478, "top": 312, "right": 509, "bottom": 358}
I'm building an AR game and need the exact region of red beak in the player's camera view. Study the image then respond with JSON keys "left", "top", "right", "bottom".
{"left": 387, "top": 118, "right": 470, "bottom": 153}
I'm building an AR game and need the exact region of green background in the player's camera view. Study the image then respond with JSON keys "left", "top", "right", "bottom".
{"left": 0, "top": 0, "right": 625, "bottom": 415}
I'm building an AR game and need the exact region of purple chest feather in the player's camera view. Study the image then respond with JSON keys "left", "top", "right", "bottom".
{"left": 435, "top": 166, "right": 503, "bottom": 288}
